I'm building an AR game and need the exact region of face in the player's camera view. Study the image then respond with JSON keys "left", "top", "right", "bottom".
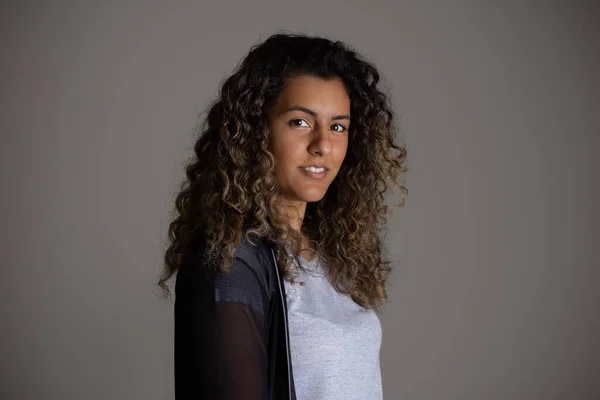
{"left": 267, "top": 74, "right": 350, "bottom": 211}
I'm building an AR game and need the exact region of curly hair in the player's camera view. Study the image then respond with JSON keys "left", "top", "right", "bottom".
{"left": 159, "top": 32, "right": 407, "bottom": 311}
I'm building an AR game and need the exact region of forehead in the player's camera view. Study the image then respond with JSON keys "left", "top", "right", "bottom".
{"left": 271, "top": 75, "right": 350, "bottom": 114}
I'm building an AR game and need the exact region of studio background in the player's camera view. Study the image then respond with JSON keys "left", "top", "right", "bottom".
{"left": 1, "top": 1, "right": 598, "bottom": 399}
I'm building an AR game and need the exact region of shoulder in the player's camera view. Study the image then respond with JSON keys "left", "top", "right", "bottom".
{"left": 176, "top": 231, "right": 275, "bottom": 314}
{"left": 182, "top": 230, "right": 273, "bottom": 271}
{"left": 234, "top": 232, "right": 274, "bottom": 276}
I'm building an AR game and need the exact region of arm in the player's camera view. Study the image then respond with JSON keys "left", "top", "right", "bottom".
{"left": 174, "top": 254, "right": 270, "bottom": 400}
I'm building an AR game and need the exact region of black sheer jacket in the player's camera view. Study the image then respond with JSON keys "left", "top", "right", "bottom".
{"left": 174, "top": 234, "right": 296, "bottom": 400}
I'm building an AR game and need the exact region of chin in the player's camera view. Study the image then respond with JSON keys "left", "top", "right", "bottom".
{"left": 298, "top": 190, "right": 328, "bottom": 203}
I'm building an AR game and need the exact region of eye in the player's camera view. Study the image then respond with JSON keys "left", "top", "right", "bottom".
{"left": 331, "top": 123, "right": 347, "bottom": 133}
{"left": 289, "top": 119, "right": 310, "bottom": 128}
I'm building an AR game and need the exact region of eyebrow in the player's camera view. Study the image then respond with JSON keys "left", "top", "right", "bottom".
{"left": 283, "top": 105, "right": 350, "bottom": 121}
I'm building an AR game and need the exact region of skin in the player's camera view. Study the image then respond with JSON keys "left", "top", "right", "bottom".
{"left": 267, "top": 74, "right": 351, "bottom": 243}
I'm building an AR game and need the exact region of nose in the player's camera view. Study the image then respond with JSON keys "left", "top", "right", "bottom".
{"left": 308, "top": 124, "right": 333, "bottom": 157}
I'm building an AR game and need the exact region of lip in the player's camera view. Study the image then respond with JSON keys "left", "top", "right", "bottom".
{"left": 299, "top": 166, "right": 328, "bottom": 180}
{"left": 299, "top": 164, "right": 329, "bottom": 170}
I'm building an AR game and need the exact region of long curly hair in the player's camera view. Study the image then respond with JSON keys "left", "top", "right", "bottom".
{"left": 159, "top": 32, "right": 407, "bottom": 311}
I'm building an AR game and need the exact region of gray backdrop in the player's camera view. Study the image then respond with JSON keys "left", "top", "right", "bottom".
{"left": 1, "top": 1, "right": 598, "bottom": 399}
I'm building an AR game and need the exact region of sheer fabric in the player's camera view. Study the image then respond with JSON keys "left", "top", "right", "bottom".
{"left": 175, "top": 253, "right": 271, "bottom": 400}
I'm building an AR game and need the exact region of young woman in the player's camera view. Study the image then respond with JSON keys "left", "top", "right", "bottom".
{"left": 159, "top": 32, "right": 407, "bottom": 400}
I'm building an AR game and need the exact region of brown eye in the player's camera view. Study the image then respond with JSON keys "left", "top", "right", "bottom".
{"left": 289, "top": 119, "right": 309, "bottom": 128}
{"left": 331, "top": 123, "right": 347, "bottom": 133}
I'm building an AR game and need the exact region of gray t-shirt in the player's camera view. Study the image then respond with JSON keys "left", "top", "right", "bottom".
{"left": 284, "top": 255, "right": 383, "bottom": 400}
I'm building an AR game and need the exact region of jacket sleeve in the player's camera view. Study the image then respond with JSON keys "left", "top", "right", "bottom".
{"left": 174, "top": 252, "right": 271, "bottom": 400}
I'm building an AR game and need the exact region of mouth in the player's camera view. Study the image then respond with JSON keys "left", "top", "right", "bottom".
{"left": 299, "top": 165, "right": 328, "bottom": 180}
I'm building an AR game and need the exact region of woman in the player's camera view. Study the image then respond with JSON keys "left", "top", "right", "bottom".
{"left": 159, "top": 32, "right": 407, "bottom": 400}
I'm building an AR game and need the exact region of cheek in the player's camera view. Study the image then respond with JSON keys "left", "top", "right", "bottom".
{"left": 335, "top": 140, "right": 349, "bottom": 165}
{"left": 272, "top": 138, "right": 299, "bottom": 173}
{"left": 269, "top": 130, "right": 288, "bottom": 162}
{"left": 274, "top": 137, "right": 303, "bottom": 163}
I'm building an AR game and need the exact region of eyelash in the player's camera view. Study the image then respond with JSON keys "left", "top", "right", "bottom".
{"left": 288, "top": 119, "right": 347, "bottom": 133}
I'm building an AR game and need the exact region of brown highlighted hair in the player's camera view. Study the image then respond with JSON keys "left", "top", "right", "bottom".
{"left": 159, "top": 33, "right": 407, "bottom": 311}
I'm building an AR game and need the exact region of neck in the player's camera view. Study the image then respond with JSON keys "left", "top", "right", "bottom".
{"left": 282, "top": 200, "right": 307, "bottom": 234}
{"left": 281, "top": 200, "right": 316, "bottom": 260}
